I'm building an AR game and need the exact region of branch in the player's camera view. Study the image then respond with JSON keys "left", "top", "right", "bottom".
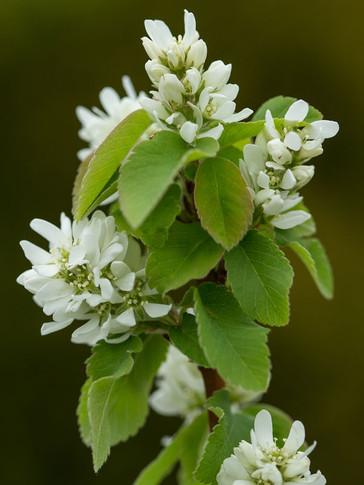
{"left": 199, "top": 367, "right": 226, "bottom": 430}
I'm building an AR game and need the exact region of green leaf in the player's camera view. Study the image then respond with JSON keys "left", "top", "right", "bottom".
{"left": 73, "top": 109, "right": 152, "bottom": 220}
{"left": 219, "top": 121, "right": 265, "bottom": 148}
{"left": 225, "top": 231, "right": 294, "bottom": 326}
{"left": 252, "top": 96, "right": 323, "bottom": 122}
{"left": 289, "top": 238, "right": 334, "bottom": 299}
{"left": 170, "top": 312, "right": 210, "bottom": 367}
{"left": 134, "top": 414, "right": 208, "bottom": 485}
{"left": 147, "top": 221, "right": 224, "bottom": 293}
{"left": 194, "top": 284, "right": 270, "bottom": 391}
{"left": 86, "top": 336, "right": 143, "bottom": 381}
{"left": 242, "top": 404, "right": 293, "bottom": 448}
{"left": 111, "top": 184, "right": 181, "bottom": 248}
{"left": 217, "top": 146, "right": 244, "bottom": 167}
{"left": 195, "top": 157, "right": 253, "bottom": 249}
{"left": 119, "top": 133, "right": 218, "bottom": 229}
{"left": 88, "top": 335, "right": 168, "bottom": 471}
{"left": 77, "top": 378, "right": 92, "bottom": 447}
{"left": 195, "top": 390, "right": 254, "bottom": 485}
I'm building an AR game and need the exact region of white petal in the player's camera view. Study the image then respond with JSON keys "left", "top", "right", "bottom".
{"left": 144, "top": 19, "right": 173, "bottom": 51}
{"left": 180, "top": 122, "right": 199, "bottom": 144}
{"left": 183, "top": 10, "right": 196, "bottom": 47}
{"left": 68, "top": 246, "right": 86, "bottom": 267}
{"left": 311, "top": 120, "right": 339, "bottom": 139}
{"left": 271, "top": 210, "right": 311, "bottom": 230}
{"left": 213, "top": 101, "right": 236, "bottom": 120}
{"left": 37, "top": 279, "right": 72, "bottom": 302}
{"left": 257, "top": 171, "right": 270, "bottom": 189}
{"left": 76, "top": 106, "right": 99, "bottom": 126}
{"left": 30, "top": 218, "right": 69, "bottom": 247}
{"left": 263, "top": 194, "right": 285, "bottom": 216}
{"left": 223, "top": 107, "right": 253, "bottom": 123}
{"left": 33, "top": 264, "right": 59, "bottom": 277}
{"left": 122, "top": 75, "right": 137, "bottom": 99}
{"left": 280, "top": 169, "right": 297, "bottom": 190}
{"left": 197, "top": 123, "right": 223, "bottom": 140}
{"left": 115, "top": 308, "right": 136, "bottom": 327}
{"left": 99, "top": 87, "right": 120, "bottom": 116}
{"left": 282, "top": 420, "right": 305, "bottom": 454}
{"left": 265, "top": 109, "right": 280, "bottom": 138}
{"left": 255, "top": 189, "right": 275, "bottom": 205}
{"left": 285, "top": 99, "right": 309, "bottom": 122}
{"left": 115, "top": 272, "right": 135, "bottom": 292}
{"left": 20, "top": 240, "right": 51, "bottom": 265}
{"left": 254, "top": 410, "right": 275, "bottom": 450}
{"left": 143, "top": 302, "right": 172, "bottom": 318}
{"left": 284, "top": 131, "right": 302, "bottom": 151}
{"left": 99, "top": 278, "right": 114, "bottom": 299}
{"left": 219, "top": 83, "right": 239, "bottom": 100}
{"left": 41, "top": 319, "right": 73, "bottom": 335}
{"left": 243, "top": 144, "right": 266, "bottom": 174}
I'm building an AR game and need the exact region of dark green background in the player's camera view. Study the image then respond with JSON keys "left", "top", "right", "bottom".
{"left": 1, "top": 0, "right": 363, "bottom": 483}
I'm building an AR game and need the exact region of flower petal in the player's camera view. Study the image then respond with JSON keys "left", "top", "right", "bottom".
{"left": 285, "top": 99, "right": 309, "bottom": 122}
{"left": 254, "top": 410, "right": 275, "bottom": 450}
{"left": 143, "top": 302, "right": 172, "bottom": 318}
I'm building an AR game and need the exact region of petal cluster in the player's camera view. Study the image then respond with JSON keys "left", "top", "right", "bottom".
{"left": 76, "top": 76, "right": 146, "bottom": 161}
{"left": 17, "top": 211, "right": 171, "bottom": 345}
{"left": 140, "top": 10, "right": 252, "bottom": 144}
{"left": 149, "top": 345, "right": 262, "bottom": 420}
{"left": 240, "top": 100, "right": 339, "bottom": 229}
{"left": 217, "top": 410, "right": 326, "bottom": 485}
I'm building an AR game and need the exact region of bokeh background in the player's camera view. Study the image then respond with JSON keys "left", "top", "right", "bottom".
{"left": 1, "top": 0, "right": 363, "bottom": 483}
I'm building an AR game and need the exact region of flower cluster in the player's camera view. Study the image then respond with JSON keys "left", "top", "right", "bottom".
{"left": 150, "top": 345, "right": 262, "bottom": 420}
{"left": 217, "top": 410, "right": 326, "bottom": 485}
{"left": 76, "top": 76, "right": 146, "bottom": 161}
{"left": 140, "top": 10, "right": 252, "bottom": 144}
{"left": 17, "top": 211, "right": 171, "bottom": 345}
{"left": 240, "top": 100, "right": 339, "bottom": 229}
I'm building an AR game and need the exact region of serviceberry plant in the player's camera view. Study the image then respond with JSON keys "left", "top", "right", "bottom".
{"left": 17, "top": 9, "right": 337, "bottom": 485}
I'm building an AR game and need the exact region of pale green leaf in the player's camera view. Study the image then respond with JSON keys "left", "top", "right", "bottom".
{"left": 217, "top": 146, "right": 244, "bottom": 167}
{"left": 195, "top": 157, "right": 253, "bottom": 249}
{"left": 219, "top": 121, "right": 265, "bottom": 148}
{"left": 147, "top": 221, "right": 224, "bottom": 293}
{"left": 252, "top": 96, "right": 323, "bottom": 122}
{"left": 86, "top": 336, "right": 143, "bottom": 380}
{"left": 134, "top": 413, "right": 208, "bottom": 485}
{"left": 194, "top": 284, "right": 270, "bottom": 391}
{"left": 195, "top": 390, "right": 254, "bottom": 485}
{"left": 74, "top": 109, "right": 152, "bottom": 220}
{"left": 77, "top": 378, "right": 92, "bottom": 447}
{"left": 225, "top": 231, "right": 294, "bottom": 326}
{"left": 170, "top": 312, "right": 210, "bottom": 367}
{"left": 88, "top": 335, "right": 168, "bottom": 471}
{"left": 119, "top": 133, "right": 218, "bottom": 229}
{"left": 289, "top": 238, "right": 334, "bottom": 299}
{"left": 111, "top": 184, "right": 181, "bottom": 247}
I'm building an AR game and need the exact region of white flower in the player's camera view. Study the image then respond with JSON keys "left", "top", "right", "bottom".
{"left": 149, "top": 346, "right": 262, "bottom": 421}
{"left": 76, "top": 76, "right": 146, "bottom": 161}
{"left": 141, "top": 10, "right": 252, "bottom": 144}
{"left": 217, "top": 410, "right": 326, "bottom": 485}
{"left": 17, "top": 211, "right": 171, "bottom": 345}
{"left": 264, "top": 100, "right": 339, "bottom": 164}
{"left": 240, "top": 144, "right": 311, "bottom": 229}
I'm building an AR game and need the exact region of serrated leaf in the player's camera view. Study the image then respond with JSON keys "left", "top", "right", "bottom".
{"left": 195, "top": 157, "right": 253, "bottom": 249}
{"left": 74, "top": 109, "right": 152, "bottom": 220}
{"left": 147, "top": 221, "right": 224, "bottom": 293}
{"left": 242, "top": 404, "right": 293, "bottom": 448}
{"left": 119, "top": 133, "right": 218, "bottom": 229}
{"left": 134, "top": 413, "right": 208, "bottom": 485}
{"left": 77, "top": 378, "right": 92, "bottom": 447}
{"left": 289, "top": 238, "right": 334, "bottom": 299}
{"left": 219, "top": 121, "right": 265, "bottom": 148}
{"left": 195, "top": 390, "right": 254, "bottom": 485}
{"left": 87, "top": 336, "right": 143, "bottom": 381}
{"left": 252, "top": 96, "right": 323, "bottom": 122}
{"left": 111, "top": 184, "right": 181, "bottom": 248}
{"left": 194, "top": 284, "right": 270, "bottom": 391}
{"left": 88, "top": 335, "right": 168, "bottom": 471}
{"left": 225, "top": 231, "right": 294, "bottom": 326}
{"left": 170, "top": 313, "right": 210, "bottom": 367}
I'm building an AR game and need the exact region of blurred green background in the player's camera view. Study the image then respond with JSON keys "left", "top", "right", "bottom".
{"left": 1, "top": 0, "right": 363, "bottom": 483}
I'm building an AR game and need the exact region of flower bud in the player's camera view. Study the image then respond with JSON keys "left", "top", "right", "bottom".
{"left": 159, "top": 73, "right": 185, "bottom": 105}
{"left": 167, "top": 43, "right": 186, "bottom": 70}
{"left": 186, "top": 39, "right": 207, "bottom": 69}
{"left": 183, "top": 67, "right": 201, "bottom": 94}
{"left": 291, "top": 165, "right": 315, "bottom": 189}
{"left": 267, "top": 138, "right": 292, "bottom": 164}
{"left": 202, "top": 60, "right": 232, "bottom": 90}
{"left": 145, "top": 59, "right": 170, "bottom": 85}
{"left": 141, "top": 36, "right": 164, "bottom": 60}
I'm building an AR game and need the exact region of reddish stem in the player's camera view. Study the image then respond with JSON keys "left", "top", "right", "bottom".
{"left": 199, "top": 367, "right": 226, "bottom": 430}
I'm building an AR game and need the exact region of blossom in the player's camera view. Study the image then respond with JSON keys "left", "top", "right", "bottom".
{"left": 17, "top": 211, "right": 171, "bottom": 345}
{"left": 141, "top": 10, "right": 252, "bottom": 144}
{"left": 217, "top": 410, "right": 326, "bottom": 485}
{"left": 239, "top": 100, "right": 339, "bottom": 230}
{"left": 76, "top": 76, "right": 146, "bottom": 161}
{"left": 149, "top": 345, "right": 262, "bottom": 420}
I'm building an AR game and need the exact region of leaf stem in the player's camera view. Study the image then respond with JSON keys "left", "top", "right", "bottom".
{"left": 199, "top": 367, "right": 225, "bottom": 430}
